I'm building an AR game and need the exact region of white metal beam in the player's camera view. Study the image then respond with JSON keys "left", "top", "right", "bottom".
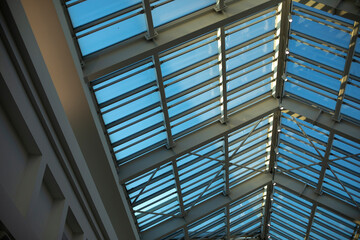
{"left": 118, "top": 97, "right": 278, "bottom": 183}
{"left": 274, "top": 173, "right": 360, "bottom": 225}
{"left": 83, "top": 0, "right": 281, "bottom": 81}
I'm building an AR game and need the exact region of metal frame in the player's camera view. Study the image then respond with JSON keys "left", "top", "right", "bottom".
{"left": 56, "top": 0, "right": 360, "bottom": 239}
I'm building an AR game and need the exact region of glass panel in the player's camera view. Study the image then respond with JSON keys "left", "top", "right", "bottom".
{"left": 152, "top": 0, "right": 215, "bottom": 27}
{"left": 125, "top": 162, "right": 180, "bottom": 232}
{"left": 277, "top": 112, "right": 329, "bottom": 187}
{"left": 225, "top": 10, "right": 276, "bottom": 50}
{"left": 229, "top": 115, "right": 272, "bottom": 189}
{"left": 66, "top": 0, "right": 141, "bottom": 28}
{"left": 229, "top": 188, "right": 265, "bottom": 238}
{"left": 285, "top": 2, "right": 353, "bottom": 114}
{"left": 269, "top": 186, "right": 311, "bottom": 239}
{"left": 225, "top": 9, "right": 276, "bottom": 114}
{"left": 188, "top": 209, "right": 226, "bottom": 239}
{"left": 292, "top": 2, "right": 352, "bottom": 48}
{"left": 322, "top": 134, "right": 360, "bottom": 206}
{"left": 161, "top": 31, "right": 221, "bottom": 138}
{"left": 177, "top": 139, "right": 224, "bottom": 210}
{"left": 91, "top": 59, "right": 166, "bottom": 164}
{"left": 310, "top": 206, "right": 357, "bottom": 240}
{"left": 76, "top": 10, "right": 146, "bottom": 55}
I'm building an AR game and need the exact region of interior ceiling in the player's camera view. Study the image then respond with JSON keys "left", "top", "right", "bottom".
{"left": 61, "top": 0, "right": 360, "bottom": 239}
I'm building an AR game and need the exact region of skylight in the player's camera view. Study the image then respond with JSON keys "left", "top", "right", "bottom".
{"left": 62, "top": 0, "right": 360, "bottom": 239}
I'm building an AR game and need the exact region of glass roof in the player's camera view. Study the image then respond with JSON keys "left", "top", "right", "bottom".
{"left": 63, "top": 0, "right": 360, "bottom": 239}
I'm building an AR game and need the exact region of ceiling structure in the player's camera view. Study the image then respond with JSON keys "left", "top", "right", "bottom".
{"left": 60, "top": 0, "right": 360, "bottom": 239}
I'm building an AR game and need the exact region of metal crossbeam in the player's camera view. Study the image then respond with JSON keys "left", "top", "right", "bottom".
{"left": 304, "top": 203, "right": 317, "bottom": 240}
{"left": 118, "top": 97, "right": 278, "bottom": 183}
{"left": 333, "top": 21, "right": 359, "bottom": 121}
{"left": 152, "top": 53, "right": 174, "bottom": 148}
{"left": 275, "top": 173, "right": 360, "bottom": 225}
{"left": 217, "top": 26, "right": 228, "bottom": 124}
{"left": 274, "top": 0, "right": 291, "bottom": 100}
{"left": 84, "top": 0, "right": 281, "bottom": 81}
{"left": 141, "top": 173, "right": 272, "bottom": 240}
{"left": 141, "top": 0, "right": 157, "bottom": 40}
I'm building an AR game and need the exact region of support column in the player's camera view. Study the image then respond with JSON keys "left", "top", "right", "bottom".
{"left": 274, "top": 0, "right": 291, "bottom": 101}
{"left": 261, "top": 183, "right": 274, "bottom": 239}
{"left": 223, "top": 135, "right": 230, "bottom": 196}
{"left": 217, "top": 26, "right": 228, "bottom": 124}
{"left": 304, "top": 203, "right": 317, "bottom": 240}
{"left": 142, "top": 0, "right": 158, "bottom": 40}
{"left": 152, "top": 53, "right": 175, "bottom": 148}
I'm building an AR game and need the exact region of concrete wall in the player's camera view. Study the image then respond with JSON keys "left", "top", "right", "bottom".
{"left": 0, "top": 1, "right": 137, "bottom": 239}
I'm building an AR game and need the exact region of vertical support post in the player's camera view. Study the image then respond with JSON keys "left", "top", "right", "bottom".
{"left": 184, "top": 227, "right": 190, "bottom": 240}
{"left": 217, "top": 27, "right": 228, "bottom": 124}
{"left": 214, "top": 0, "right": 226, "bottom": 12}
{"left": 172, "top": 159, "right": 186, "bottom": 217}
{"left": 352, "top": 225, "right": 360, "bottom": 240}
{"left": 153, "top": 53, "right": 175, "bottom": 148}
{"left": 333, "top": 21, "right": 359, "bottom": 122}
{"left": 274, "top": 0, "right": 291, "bottom": 101}
{"left": 153, "top": 53, "right": 175, "bottom": 149}
{"left": 304, "top": 203, "right": 317, "bottom": 240}
{"left": 223, "top": 134, "right": 230, "bottom": 196}
{"left": 226, "top": 205, "right": 231, "bottom": 240}
{"left": 269, "top": 110, "right": 281, "bottom": 174}
{"left": 316, "top": 131, "right": 335, "bottom": 194}
{"left": 141, "top": 0, "right": 158, "bottom": 40}
{"left": 261, "top": 183, "right": 274, "bottom": 239}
